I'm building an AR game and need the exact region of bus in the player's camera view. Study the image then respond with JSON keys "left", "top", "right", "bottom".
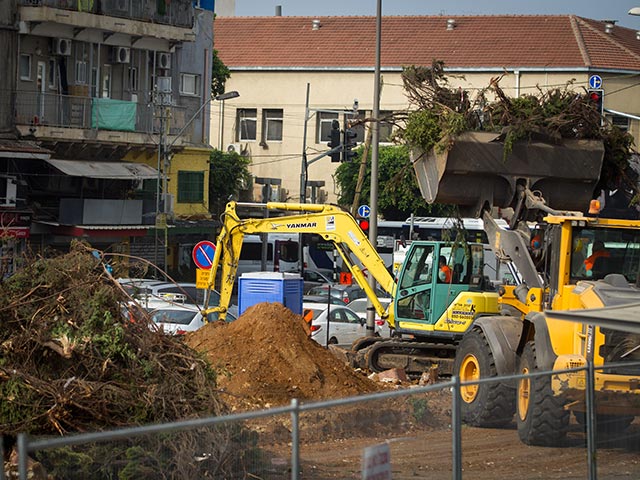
{"left": 237, "top": 233, "right": 299, "bottom": 276}
{"left": 304, "top": 216, "right": 514, "bottom": 284}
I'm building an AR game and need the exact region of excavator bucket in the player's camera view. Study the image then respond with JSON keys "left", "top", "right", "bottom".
{"left": 412, "top": 131, "right": 605, "bottom": 217}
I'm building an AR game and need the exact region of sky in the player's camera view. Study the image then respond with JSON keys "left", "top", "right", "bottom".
{"left": 234, "top": 0, "right": 640, "bottom": 29}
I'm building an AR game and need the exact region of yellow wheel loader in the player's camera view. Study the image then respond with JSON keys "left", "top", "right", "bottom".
{"left": 412, "top": 131, "right": 640, "bottom": 446}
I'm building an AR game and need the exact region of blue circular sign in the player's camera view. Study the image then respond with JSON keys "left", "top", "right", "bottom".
{"left": 192, "top": 241, "right": 216, "bottom": 270}
{"left": 589, "top": 75, "right": 603, "bottom": 89}
{"left": 358, "top": 204, "right": 371, "bottom": 219}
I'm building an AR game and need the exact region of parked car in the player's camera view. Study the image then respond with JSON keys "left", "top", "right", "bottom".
{"left": 302, "top": 294, "right": 344, "bottom": 306}
{"left": 129, "top": 294, "right": 236, "bottom": 336}
{"left": 306, "top": 283, "right": 387, "bottom": 305}
{"left": 118, "top": 278, "right": 239, "bottom": 318}
{"left": 303, "top": 302, "right": 366, "bottom": 346}
{"left": 347, "top": 297, "right": 393, "bottom": 337}
{"left": 296, "top": 269, "right": 334, "bottom": 293}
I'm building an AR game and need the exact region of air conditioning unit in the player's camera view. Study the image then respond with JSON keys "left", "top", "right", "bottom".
{"left": 226, "top": 143, "right": 242, "bottom": 154}
{"left": 112, "top": 46, "right": 130, "bottom": 64}
{"left": 156, "top": 52, "right": 171, "bottom": 70}
{"left": 55, "top": 38, "right": 72, "bottom": 56}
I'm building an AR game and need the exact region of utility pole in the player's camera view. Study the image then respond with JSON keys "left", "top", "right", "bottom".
{"left": 366, "top": 0, "right": 382, "bottom": 337}
{"left": 153, "top": 89, "right": 171, "bottom": 276}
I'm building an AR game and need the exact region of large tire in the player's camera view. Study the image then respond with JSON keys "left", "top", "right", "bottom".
{"left": 453, "top": 328, "right": 515, "bottom": 427}
{"left": 517, "top": 341, "right": 570, "bottom": 446}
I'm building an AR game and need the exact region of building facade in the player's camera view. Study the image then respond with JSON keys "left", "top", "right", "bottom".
{"left": 212, "top": 15, "right": 640, "bottom": 205}
{"left": 0, "top": 0, "right": 216, "bottom": 278}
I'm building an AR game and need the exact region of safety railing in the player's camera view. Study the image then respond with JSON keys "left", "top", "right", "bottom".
{"left": 5, "top": 360, "right": 640, "bottom": 479}
{"left": 11, "top": 91, "right": 191, "bottom": 139}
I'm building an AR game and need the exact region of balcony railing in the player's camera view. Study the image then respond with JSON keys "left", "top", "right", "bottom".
{"left": 19, "top": 0, "right": 194, "bottom": 29}
{"left": 12, "top": 91, "right": 194, "bottom": 141}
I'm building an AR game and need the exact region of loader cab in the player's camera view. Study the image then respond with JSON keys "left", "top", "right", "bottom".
{"left": 394, "top": 242, "right": 487, "bottom": 336}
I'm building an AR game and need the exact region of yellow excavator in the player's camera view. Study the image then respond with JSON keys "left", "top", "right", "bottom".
{"left": 411, "top": 131, "right": 640, "bottom": 446}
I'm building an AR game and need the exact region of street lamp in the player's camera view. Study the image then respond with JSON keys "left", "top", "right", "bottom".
{"left": 215, "top": 91, "right": 240, "bottom": 150}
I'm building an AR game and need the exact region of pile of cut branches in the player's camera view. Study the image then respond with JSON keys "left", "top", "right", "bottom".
{"left": 400, "top": 61, "right": 637, "bottom": 196}
{"left": 0, "top": 241, "right": 257, "bottom": 479}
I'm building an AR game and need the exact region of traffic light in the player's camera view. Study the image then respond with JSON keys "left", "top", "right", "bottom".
{"left": 342, "top": 128, "right": 358, "bottom": 162}
{"left": 588, "top": 89, "right": 604, "bottom": 117}
{"left": 358, "top": 218, "right": 369, "bottom": 234}
{"left": 328, "top": 119, "right": 341, "bottom": 162}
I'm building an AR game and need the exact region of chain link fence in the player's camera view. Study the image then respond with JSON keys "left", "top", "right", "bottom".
{"left": 4, "top": 361, "right": 640, "bottom": 479}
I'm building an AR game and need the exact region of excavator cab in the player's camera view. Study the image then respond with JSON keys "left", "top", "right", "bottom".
{"left": 394, "top": 242, "right": 494, "bottom": 339}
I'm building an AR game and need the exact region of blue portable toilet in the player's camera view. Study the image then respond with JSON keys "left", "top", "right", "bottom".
{"left": 239, "top": 272, "right": 303, "bottom": 315}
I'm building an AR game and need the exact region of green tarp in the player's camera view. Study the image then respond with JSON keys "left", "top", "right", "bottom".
{"left": 91, "top": 98, "right": 136, "bottom": 132}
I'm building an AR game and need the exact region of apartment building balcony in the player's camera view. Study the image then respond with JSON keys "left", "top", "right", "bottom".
{"left": 18, "top": 0, "right": 195, "bottom": 47}
{"left": 11, "top": 90, "right": 201, "bottom": 158}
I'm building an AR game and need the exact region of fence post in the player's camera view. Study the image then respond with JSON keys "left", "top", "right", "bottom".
{"left": 0, "top": 435, "right": 4, "bottom": 480}
{"left": 290, "top": 398, "right": 300, "bottom": 480}
{"left": 585, "top": 359, "right": 598, "bottom": 480}
{"left": 451, "top": 376, "right": 462, "bottom": 480}
{"left": 17, "top": 433, "right": 27, "bottom": 480}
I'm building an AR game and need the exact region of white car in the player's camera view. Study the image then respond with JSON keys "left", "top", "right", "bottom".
{"left": 128, "top": 294, "right": 235, "bottom": 336}
{"left": 347, "top": 297, "right": 393, "bottom": 337}
{"left": 303, "top": 302, "right": 366, "bottom": 347}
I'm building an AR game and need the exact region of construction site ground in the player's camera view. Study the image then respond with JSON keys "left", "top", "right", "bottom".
{"left": 186, "top": 302, "right": 640, "bottom": 479}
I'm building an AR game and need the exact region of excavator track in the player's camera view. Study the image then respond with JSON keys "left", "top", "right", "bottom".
{"left": 353, "top": 339, "right": 457, "bottom": 377}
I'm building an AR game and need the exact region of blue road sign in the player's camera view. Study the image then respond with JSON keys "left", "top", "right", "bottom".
{"left": 192, "top": 241, "right": 216, "bottom": 270}
{"left": 358, "top": 204, "right": 371, "bottom": 218}
{"left": 589, "top": 75, "right": 603, "bottom": 90}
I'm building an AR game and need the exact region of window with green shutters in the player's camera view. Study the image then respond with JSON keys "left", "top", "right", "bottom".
{"left": 177, "top": 171, "right": 204, "bottom": 203}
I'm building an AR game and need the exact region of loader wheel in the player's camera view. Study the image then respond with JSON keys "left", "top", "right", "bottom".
{"left": 453, "top": 328, "right": 515, "bottom": 427}
{"left": 517, "top": 341, "right": 570, "bottom": 446}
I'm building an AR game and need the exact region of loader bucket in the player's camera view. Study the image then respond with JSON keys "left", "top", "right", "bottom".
{"left": 412, "top": 131, "right": 605, "bottom": 217}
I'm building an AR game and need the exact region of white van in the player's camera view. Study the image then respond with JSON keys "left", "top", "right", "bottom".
{"left": 236, "top": 233, "right": 299, "bottom": 276}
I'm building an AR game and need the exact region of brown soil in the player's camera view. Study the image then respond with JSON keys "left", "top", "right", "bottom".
{"left": 185, "top": 302, "right": 387, "bottom": 411}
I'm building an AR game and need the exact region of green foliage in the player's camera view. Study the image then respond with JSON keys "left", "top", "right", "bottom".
{"left": 399, "top": 63, "right": 637, "bottom": 196}
{"left": 209, "top": 149, "right": 252, "bottom": 216}
{"left": 335, "top": 145, "right": 455, "bottom": 220}
{"left": 211, "top": 49, "right": 231, "bottom": 98}
{"left": 409, "top": 397, "right": 430, "bottom": 423}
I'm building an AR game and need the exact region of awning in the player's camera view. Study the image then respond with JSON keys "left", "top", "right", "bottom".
{"left": 545, "top": 303, "right": 640, "bottom": 334}
{"left": 45, "top": 159, "right": 160, "bottom": 180}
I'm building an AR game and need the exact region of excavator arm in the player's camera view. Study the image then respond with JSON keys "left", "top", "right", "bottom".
{"left": 202, "top": 201, "right": 396, "bottom": 322}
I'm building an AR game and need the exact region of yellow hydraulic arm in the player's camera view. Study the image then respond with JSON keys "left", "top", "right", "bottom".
{"left": 202, "top": 201, "right": 396, "bottom": 321}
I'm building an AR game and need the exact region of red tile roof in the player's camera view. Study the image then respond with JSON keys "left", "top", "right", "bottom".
{"left": 214, "top": 15, "right": 640, "bottom": 71}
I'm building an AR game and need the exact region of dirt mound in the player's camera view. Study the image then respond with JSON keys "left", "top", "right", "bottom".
{"left": 185, "top": 302, "right": 385, "bottom": 410}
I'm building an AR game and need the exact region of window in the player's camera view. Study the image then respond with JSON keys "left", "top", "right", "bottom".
{"left": 344, "top": 110, "right": 365, "bottom": 145}
{"left": 263, "top": 109, "right": 283, "bottom": 142}
{"left": 317, "top": 111, "right": 339, "bottom": 143}
{"left": 101, "top": 64, "right": 111, "bottom": 98}
{"left": 177, "top": 171, "right": 204, "bottom": 203}
{"left": 19, "top": 54, "right": 31, "bottom": 80}
{"left": 237, "top": 109, "right": 257, "bottom": 141}
{"left": 128, "top": 66, "right": 138, "bottom": 92}
{"left": 180, "top": 73, "right": 200, "bottom": 95}
{"left": 48, "top": 59, "right": 57, "bottom": 88}
{"left": 75, "top": 61, "right": 87, "bottom": 84}
{"left": 379, "top": 110, "right": 395, "bottom": 142}
{"left": 609, "top": 115, "right": 630, "bottom": 132}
